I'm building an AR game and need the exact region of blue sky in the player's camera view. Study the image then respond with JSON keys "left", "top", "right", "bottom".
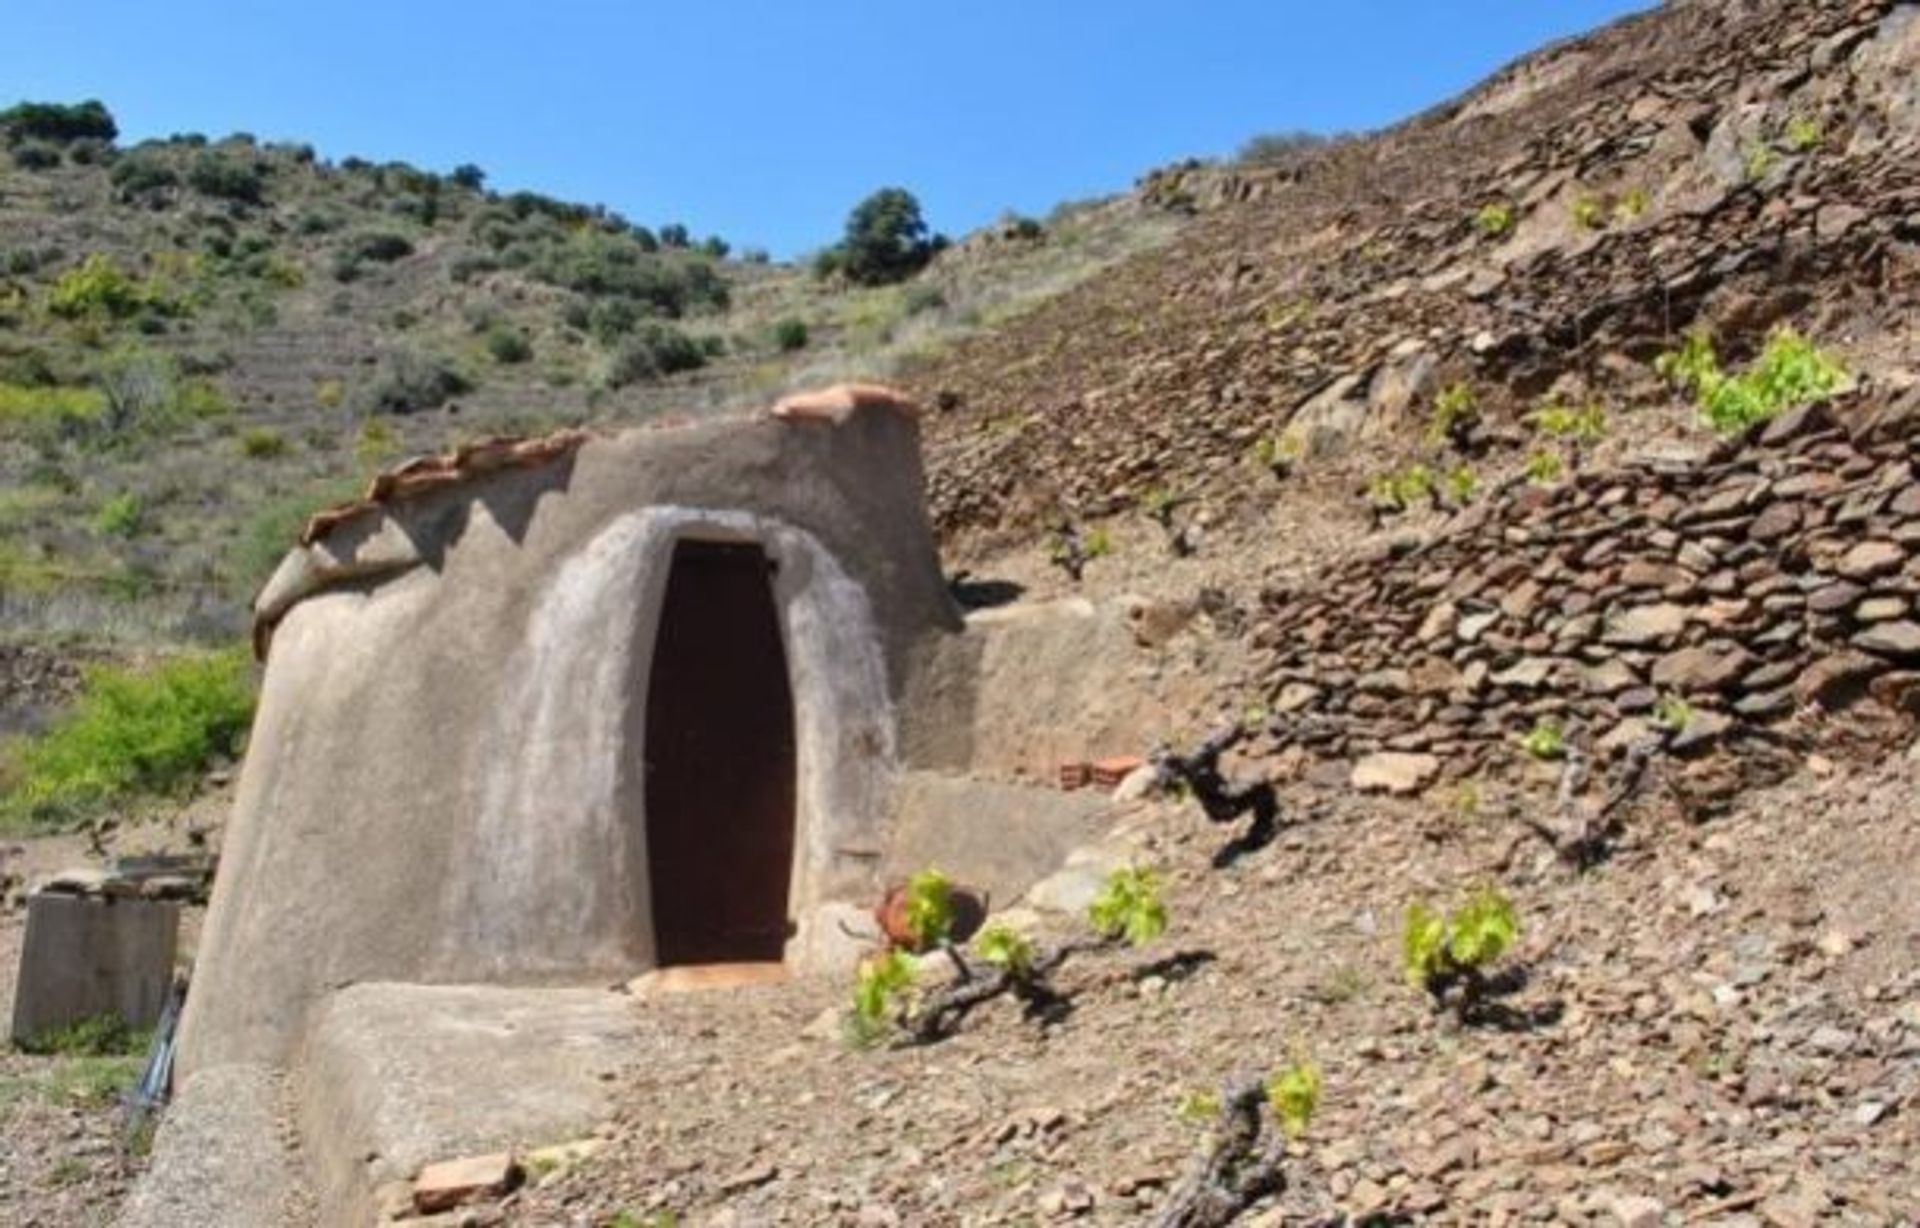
{"left": 4, "top": 2, "right": 1649, "bottom": 258}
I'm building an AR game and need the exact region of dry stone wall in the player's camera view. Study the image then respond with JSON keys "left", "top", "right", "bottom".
{"left": 1243, "top": 393, "right": 1920, "bottom": 789}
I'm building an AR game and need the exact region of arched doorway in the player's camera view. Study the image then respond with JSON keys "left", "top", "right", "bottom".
{"left": 643, "top": 540, "right": 797, "bottom": 965}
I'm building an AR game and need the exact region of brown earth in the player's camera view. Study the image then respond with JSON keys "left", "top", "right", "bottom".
{"left": 506, "top": 752, "right": 1920, "bottom": 1225}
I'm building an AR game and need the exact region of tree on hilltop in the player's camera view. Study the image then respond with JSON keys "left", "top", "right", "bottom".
{"left": 817, "top": 187, "right": 946, "bottom": 286}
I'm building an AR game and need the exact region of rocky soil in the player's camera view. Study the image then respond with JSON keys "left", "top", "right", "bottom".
{"left": 0, "top": 815, "right": 214, "bottom": 1228}
{"left": 498, "top": 743, "right": 1920, "bottom": 1225}
{"left": 911, "top": 0, "right": 1920, "bottom": 556}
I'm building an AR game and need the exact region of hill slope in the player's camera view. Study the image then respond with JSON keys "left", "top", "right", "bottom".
{"left": 910, "top": 0, "right": 1919, "bottom": 554}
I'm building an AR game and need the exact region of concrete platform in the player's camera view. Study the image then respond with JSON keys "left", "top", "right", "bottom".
{"left": 118, "top": 1062, "right": 311, "bottom": 1228}
{"left": 294, "top": 983, "right": 639, "bottom": 1224}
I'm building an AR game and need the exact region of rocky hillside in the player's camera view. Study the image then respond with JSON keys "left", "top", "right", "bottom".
{"left": 910, "top": 0, "right": 1919, "bottom": 552}
{"left": 0, "top": 119, "right": 1180, "bottom": 649}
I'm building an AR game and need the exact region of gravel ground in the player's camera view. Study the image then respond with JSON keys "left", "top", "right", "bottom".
{"left": 496, "top": 744, "right": 1920, "bottom": 1226}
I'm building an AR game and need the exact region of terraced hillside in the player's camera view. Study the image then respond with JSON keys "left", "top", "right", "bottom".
{"left": 910, "top": 0, "right": 1919, "bottom": 556}
{"left": 0, "top": 124, "right": 1181, "bottom": 649}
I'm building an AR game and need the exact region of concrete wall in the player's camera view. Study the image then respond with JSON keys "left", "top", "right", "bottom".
{"left": 177, "top": 405, "right": 958, "bottom": 1078}
{"left": 11, "top": 893, "right": 179, "bottom": 1042}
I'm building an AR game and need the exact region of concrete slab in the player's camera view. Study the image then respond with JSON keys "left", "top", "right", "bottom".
{"left": 10, "top": 892, "right": 178, "bottom": 1043}
{"left": 295, "top": 983, "right": 638, "bottom": 1225}
{"left": 118, "top": 1062, "right": 312, "bottom": 1228}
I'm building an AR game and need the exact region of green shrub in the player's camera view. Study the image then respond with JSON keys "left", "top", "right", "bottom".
{"left": 355, "top": 418, "right": 399, "bottom": 465}
{"left": 484, "top": 326, "right": 532, "bottom": 364}
{"left": 111, "top": 153, "right": 178, "bottom": 199}
{"left": 1088, "top": 865, "right": 1167, "bottom": 946}
{"left": 16, "top": 1012, "right": 148, "bottom": 1057}
{"left": 1783, "top": 116, "right": 1822, "bottom": 153}
{"left": 904, "top": 283, "right": 947, "bottom": 316}
{"left": 1656, "top": 326, "right": 1847, "bottom": 434}
{"left": 92, "top": 492, "right": 142, "bottom": 537}
{"left": 600, "top": 322, "right": 705, "bottom": 387}
{"left": 0, "top": 649, "right": 256, "bottom": 832}
{"left": 1652, "top": 695, "right": 1693, "bottom": 733}
{"left": 186, "top": 150, "right": 266, "bottom": 204}
{"left": 1368, "top": 464, "right": 1435, "bottom": 511}
{"left": 1250, "top": 430, "right": 1304, "bottom": 477}
{"left": 771, "top": 317, "right": 809, "bottom": 352}
{"left": 0, "top": 100, "right": 117, "bottom": 145}
{"left": 0, "top": 382, "right": 107, "bottom": 447}
{"left": 1570, "top": 194, "right": 1605, "bottom": 230}
{"left": 1474, "top": 202, "right": 1514, "bottom": 237}
{"left": 1427, "top": 382, "right": 1479, "bottom": 445}
{"left": 359, "top": 349, "right": 472, "bottom": 415}
{"left": 1530, "top": 401, "right": 1607, "bottom": 442}
{"left": 93, "top": 345, "right": 206, "bottom": 439}
{"left": 903, "top": 869, "right": 956, "bottom": 948}
{"left": 1525, "top": 449, "right": 1564, "bottom": 485}
{"left": 47, "top": 254, "right": 162, "bottom": 320}
{"left": 974, "top": 923, "right": 1035, "bottom": 977}
{"left": 1518, "top": 718, "right": 1565, "bottom": 760}
{"left": 1266, "top": 1060, "right": 1321, "bottom": 1139}
{"left": 1402, "top": 887, "right": 1519, "bottom": 996}
{"left": 847, "top": 950, "right": 916, "bottom": 1048}
{"left": 237, "top": 426, "right": 288, "bottom": 458}
{"left": 347, "top": 230, "right": 414, "bottom": 263}
{"left": 11, "top": 140, "right": 60, "bottom": 170}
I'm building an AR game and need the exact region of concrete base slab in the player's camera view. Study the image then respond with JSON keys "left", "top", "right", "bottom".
{"left": 295, "top": 982, "right": 638, "bottom": 1225}
{"left": 119, "top": 1062, "right": 312, "bottom": 1228}
{"left": 11, "top": 892, "right": 178, "bottom": 1043}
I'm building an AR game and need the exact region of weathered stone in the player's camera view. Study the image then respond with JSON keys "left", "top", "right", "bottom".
{"left": 1357, "top": 668, "right": 1413, "bottom": 694}
{"left": 1493, "top": 658, "right": 1556, "bottom": 689}
{"left": 1620, "top": 560, "right": 1689, "bottom": 591}
{"left": 1869, "top": 671, "right": 1920, "bottom": 716}
{"left": 1835, "top": 539, "right": 1905, "bottom": 580}
{"left": 1580, "top": 658, "right": 1641, "bottom": 695}
{"left": 1854, "top": 620, "right": 1920, "bottom": 661}
{"left": 1652, "top": 644, "right": 1754, "bottom": 692}
{"left": 1747, "top": 501, "right": 1802, "bottom": 542}
{"left": 1457, "top": 610, "right": 1500, "bottom": 642}
{"left": 1350, "top": 752, "right": 1440, "bottom": 796}
{"left": 1274, "top": 682, "right": 1323, "bottom": 713}
{"left": 1808, "top": 581, "right": 1865, "bottom": 613}
{"left": 1602, "top": 604, "right": 1689, "bottom": 647}
{"left": 1417, "top": 602, "right": 1457, "bottom": 642}
{"left": 1735, "top": 688, "right": 1794, "bottom": 718}
{"left": 1409, "top": 658, "right": 1461, "bottom": 694}
{"left": 1742, "top": 658, "right": 1799, "bottom": 692}
{"left": 1670, "top": 709, "right": 1733, "bottom": 754}
{"left": 1793, "top": 651, "right": 1884, "bottom": 708}
{"left": 1610, "top": 1194, "right": 1666, "bottom": 1228}
{"left": 413, "top": 1153, "right": 522, "bottom": 1215}
{"left": 1855, "top": 596, "right": 1908, "bottom": 622}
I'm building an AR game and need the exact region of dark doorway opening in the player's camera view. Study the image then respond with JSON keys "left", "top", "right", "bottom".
{"left": 644, "top": 540, "right": 797, "bottom": 966}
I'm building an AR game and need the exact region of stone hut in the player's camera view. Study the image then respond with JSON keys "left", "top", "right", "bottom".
{"left": 178, "top": 385, "right": 972, "bottom": 1076}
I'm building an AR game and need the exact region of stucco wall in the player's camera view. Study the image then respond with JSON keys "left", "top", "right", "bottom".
{"left": 177, "top": 406, "right": 957, "bottom": 1078}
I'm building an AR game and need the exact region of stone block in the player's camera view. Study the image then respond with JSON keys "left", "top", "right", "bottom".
{"left": 10, "top": 891, "right": 178, "bottom": 1044}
